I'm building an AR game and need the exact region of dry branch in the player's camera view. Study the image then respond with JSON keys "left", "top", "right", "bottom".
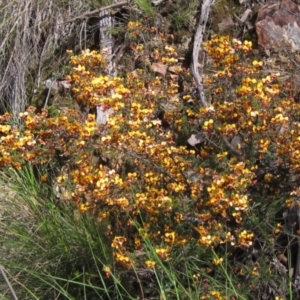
{"left": 191, "top": 0, "right": 215, "bottom": 107}
{"left": 222, "top": 136, "right": 243, "bottom": 157}
{"left": 191, "top": 0, "right": 243, "bottom": 157}
{"left": 62, "top": 1, "right": 128, "bottom": 24}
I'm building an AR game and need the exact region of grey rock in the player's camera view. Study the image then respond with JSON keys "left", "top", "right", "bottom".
{"left": 255, "top": 0, "right": 300, "bottom": 52}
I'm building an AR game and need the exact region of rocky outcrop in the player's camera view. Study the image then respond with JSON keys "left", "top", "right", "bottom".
{"left": 255, "top": 0, "right": 300, "bottom": 52}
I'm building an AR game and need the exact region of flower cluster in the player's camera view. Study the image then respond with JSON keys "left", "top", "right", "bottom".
{"left": 0, "top": 108, "right": 97, "bottom": 170}
{"left": 198, "top": 35, "right": 300, "bottom": 244}
{"left": 2, "top": 27, "right": 300, "bottom": 299}
{"left": 63, "top": 34, "right": 269, "bottom": 263}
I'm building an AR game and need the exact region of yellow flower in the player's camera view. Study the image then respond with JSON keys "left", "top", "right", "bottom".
{"left": 155, "top": 247, "right": 170, "bottom": 260}
{"left": 75, "top": 65, "right": 86, "bottom": 72}
{"left": 238, "top": 230, "right": 253, "bottom": 247}
{"left": 252, "top": 60, "right": 263, "bottom": 67}
{"left": 111, "top": 93, "right": 122, "bottom": 100}
{"left": 213, "top": 257, "right": 224, "bottom": 265}
{"left": 102, "top": 266, "right": 111, "bottom": 278}
{"left": 264, "top": 173, "right": 273, "bottom": 182}
{"left": 285, "top": 198, "right": 293, "bottom": 207}
{"left": 127, "top": 21, "right": 142, "bottom": 29}
{"left": 41, "top": 174, "right": 48, "bottom": 183}
{"left": 164, "top": 231, "right": 176, "bottom": 244}
{"left": 145, "top": 260, "right": 156, "bottom": 268}
{"left": 135, "top": 44, "right": 143, "bottom": 51}
{"left": 0, "top": 124, "right": 11, "bottom": 133}
{"left": 115, "top": 252, "right": 132, "bottom": 268}
{"left": 111, "top": 236, "right": 127, "bottom": 249}
{"left": 79, "top": 203, "right": 90, "bottom": 212}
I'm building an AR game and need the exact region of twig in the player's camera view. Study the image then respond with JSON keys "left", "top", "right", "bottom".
{"left": 0, "top": 265, "right": 19, "bottom": 300}
{"left": 43, "top": 84, "right": 53, "bottom": 109}
{"left": 295, "top": 206, "right": 300, "bottom": 284}
{"left": 191, "top": 0, "right": 215, "bottom": 107}
{"left": 62, "top": 1, "right": 128, "bottom": 24}
{"left": 222, "top": 136, "right": 242, "bottom": 157}
{"left": 284, "top": 49, "right": 300, "bottom": 69}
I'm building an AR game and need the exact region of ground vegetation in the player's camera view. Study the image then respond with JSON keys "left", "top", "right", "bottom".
{"left": 1, "top": 0, "right": 300, "bottom": 299}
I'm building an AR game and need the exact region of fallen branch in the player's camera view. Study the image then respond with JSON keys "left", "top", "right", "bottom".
{"left": 191, "top": 0, "right": 215, "bottom": 107}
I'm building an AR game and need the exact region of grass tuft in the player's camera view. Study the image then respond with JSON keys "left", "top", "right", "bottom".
{"left": 0, "top": 165, "right": 129, "bottom": 299}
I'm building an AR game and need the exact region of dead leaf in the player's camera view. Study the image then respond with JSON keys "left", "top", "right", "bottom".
{"left": 44, "top": 79, "right": 60, "bottom": 91}
{"left": 169, "top": 74, "right": 179, "bottom": 80}
{"left": 218, "top": 17, "right": 234, "bottom": 32}
{"left": 168, "top": 66, "right": 180, "bottom": 74}
{"left": 236, "top": 8, "right": 252, "bottom": 23}
{"left": 187, "top": 133, "right": 206, "bottom": 146}
{"left": 231, "top": 135, "right": 244, "bottom": 152}
{"left": 151, "top": 63, "right": 167, "bottom": 76}
{"left": 59, "top": 80, "right": 71, "bottom": 89}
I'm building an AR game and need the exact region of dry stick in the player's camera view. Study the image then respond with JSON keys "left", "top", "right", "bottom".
{"left": 222, "top": 135, "right": 243, "bottom": 157}
{"left": 295, "top": 207, "right": 300, "bottom": 286}
{"left": 43, "top": 82, "right": 54, "bottom": 109}
{"left": 284, "top": 49, "right": 300, "bottom": 69}
{"left": 62, "top": 1, "right": 128, "bottom": 24}
{"left": 191, "top": 0, "right": 215, "bottom": 108}
{"left": 0, "top": 265, "right": 19, "bottom": 300}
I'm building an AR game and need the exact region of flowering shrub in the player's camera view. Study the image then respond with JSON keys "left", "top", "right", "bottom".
{"left": 1, "top": 22, "right": 300, "bottom": 298}
{"left": 201, "top": 35, "right": 300, "bottom": 203}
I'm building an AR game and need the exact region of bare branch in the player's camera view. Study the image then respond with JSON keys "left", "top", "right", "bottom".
{"left": 62, "top": 1, "right": 128, "bottom": 24}
{"left": 191, "top": 0, "right": 215, "bottom": 107}
{"left": 190, "top": 1, "right": 244, "bottom": 157}
{"left": 222, "top": 136, "right": 243, "bottom": 157}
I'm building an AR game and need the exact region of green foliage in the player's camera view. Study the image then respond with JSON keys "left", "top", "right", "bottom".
{"left": 0, "top": 166, "right": 127, "bottom": 299}
{"left": 170, "top": 0, "right": 198, "bottom": 30}
{"left": 1, "top": 12, "right": 300, "bottom": 299}
{"left": 134, "top": 0, "right": 155, "bottom": 19}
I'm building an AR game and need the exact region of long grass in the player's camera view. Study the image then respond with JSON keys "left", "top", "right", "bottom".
{"left": 0, "top": 165, "right": 253, "bottom": 299}
{"left": 0, "top": 139, "right": 291, "bottom": 299}
{"left": 0, "top": 165, "right": 131, "bottom": 299}
{"left": 134, "top": 0, "right": 155, "bottom": 19}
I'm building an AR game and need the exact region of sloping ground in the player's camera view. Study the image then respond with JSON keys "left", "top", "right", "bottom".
{"left": 1, "top": 1, "right": 300, "bottom": 299}
{"left": 0, "top": 181, "right": 33, "bottom": 299}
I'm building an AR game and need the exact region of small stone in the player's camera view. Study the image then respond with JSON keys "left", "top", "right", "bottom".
{"left": 218, "top": 17, "right": 234, "bottom": 32}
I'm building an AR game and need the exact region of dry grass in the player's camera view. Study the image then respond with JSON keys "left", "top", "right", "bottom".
{"left": 0, "top": 0, "right": 100, "bottom": 116}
